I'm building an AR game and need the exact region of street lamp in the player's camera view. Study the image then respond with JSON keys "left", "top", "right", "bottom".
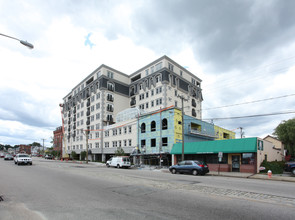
{"left": 0, "top": 33, "right": 34, "bottom": 49}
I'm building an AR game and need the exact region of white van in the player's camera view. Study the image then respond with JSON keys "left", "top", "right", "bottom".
{"left": 107, "top": 156, "right": 131, "bottom": 168}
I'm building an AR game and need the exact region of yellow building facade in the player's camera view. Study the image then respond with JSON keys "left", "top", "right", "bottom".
{"left": 214, "top": 125, "right": 235, "bottom": 140}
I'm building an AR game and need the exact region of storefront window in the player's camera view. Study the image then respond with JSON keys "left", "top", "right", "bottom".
{"left": 242, "top": 153, "right": 255, "bottom": 164}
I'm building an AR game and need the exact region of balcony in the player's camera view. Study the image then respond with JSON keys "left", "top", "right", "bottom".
{"left": 73, "top": 117, "right": 76, "bottom": 122}
{"left": 87, "top": 100, "right": 90, "bottom": 107}
{"left": 130, "top": 99, "right": 136, "bottom": 106}
{"left": 86, "top": 110, "right": 90, "bottom": 116}
{"left": 107, "top": 96, "right": 114, "bottom": 102}
{"left": 107, "top": 107, "right": 114, "bottom": 112}
{"left": 73, "top": 108, "right": 76, "bottom": 114}
{"left": 86, "top": 120, "right": 90, "bottom": 125}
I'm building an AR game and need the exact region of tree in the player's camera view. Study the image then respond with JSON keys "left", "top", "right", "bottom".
{"left": 114, "top": 147, "right": 125, "bottom": 156}
{"left": 273, "top": 118, "right": 295, "bottom": 156}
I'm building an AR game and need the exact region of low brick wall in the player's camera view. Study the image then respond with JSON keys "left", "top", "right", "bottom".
{"left": 208, "top": 164, "right": 231, "bottom": 172}
{"left": 240, "top": 164, "right": 256, "bottom": 173}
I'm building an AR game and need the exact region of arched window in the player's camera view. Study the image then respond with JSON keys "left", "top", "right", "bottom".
{"left": 141, "top": 123, "right": 146, "bottom": 133}
{"left": 162, "top": 118, "right": 168, "bottom": 130}
{"left": 151, "top": 121, "right": 156, "bottom": 132}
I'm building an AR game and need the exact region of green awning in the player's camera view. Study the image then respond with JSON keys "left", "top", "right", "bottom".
{"left": 171, "top": 138, "right": 257, "bottom": 154}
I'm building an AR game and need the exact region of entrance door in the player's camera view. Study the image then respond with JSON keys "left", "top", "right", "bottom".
{"left": 232, "top": 155, "right": 240, "bottom": 172}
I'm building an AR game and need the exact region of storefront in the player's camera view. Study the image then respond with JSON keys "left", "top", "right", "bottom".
{"left": 171, "top": 138, "right": 262, "bottom": 173}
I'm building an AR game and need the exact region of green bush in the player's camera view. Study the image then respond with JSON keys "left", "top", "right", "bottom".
{"left": 260, "top": 160, "right": 285, "bottom": 174}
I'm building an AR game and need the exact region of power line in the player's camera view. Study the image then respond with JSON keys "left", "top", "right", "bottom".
{"left": 203, "top": 93, "right": 295, "bottom": 111}
{"left": 203, "top": 110, "right": 295, "bottom": 121}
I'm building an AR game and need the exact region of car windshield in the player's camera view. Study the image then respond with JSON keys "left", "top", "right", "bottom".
{"left": 19, "top": 155, "right": 29, "bottom": 157}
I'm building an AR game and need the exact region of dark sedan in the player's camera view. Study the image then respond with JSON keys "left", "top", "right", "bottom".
{"left": 4, "top": 154, "right": 14, "bottom": 160}
{"left": 169, "top": 160, "right": 209, "bottom": 176}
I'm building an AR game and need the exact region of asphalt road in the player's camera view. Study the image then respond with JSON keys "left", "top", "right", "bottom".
{"left": 0, "top": 158, "right": 294, "bottom": 220}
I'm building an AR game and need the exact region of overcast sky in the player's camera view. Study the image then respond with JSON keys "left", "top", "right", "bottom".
{"left": 1, "top": 0, "right": 295, "bottom": 147}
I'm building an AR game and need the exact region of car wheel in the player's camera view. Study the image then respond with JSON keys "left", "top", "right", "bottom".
{"left": 117, "top": 164, "right": 120, "bottom": 168}
{"left": 171, "top": 168, "right": 177, "bottom": 174}
{"left": 14, "top": 161, "right": 17, "bottom": 164}
{"left": 291, "top": 168, "right": 295, "bottom": 175}
{"left": 30, "top": 163, "right": 32, "bottom": 165}
{"left": 192, "top": 169, "right": 198, "bottom": 176}
{"left": 106, "top": 164, "right": 110, "bottom": 168}
{"left": 17, "top": 162, "right": 20, "bottom": 166}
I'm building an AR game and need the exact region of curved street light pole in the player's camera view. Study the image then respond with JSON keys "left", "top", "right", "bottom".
{"left": 0, "top": 33, "right": 34, "bottom": 49}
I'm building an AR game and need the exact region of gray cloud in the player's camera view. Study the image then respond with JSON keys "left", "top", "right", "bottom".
{"left": 0, "top": 88, "right": 57, "bottom": 128}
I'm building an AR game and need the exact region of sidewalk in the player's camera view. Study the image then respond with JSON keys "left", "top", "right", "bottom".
{"left": 207, "top": 171, "right": 295, "bottom": 182}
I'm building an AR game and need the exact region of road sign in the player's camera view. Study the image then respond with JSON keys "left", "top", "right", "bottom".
{"left": 218, "top": 152, "right": 223, "bottom": 158}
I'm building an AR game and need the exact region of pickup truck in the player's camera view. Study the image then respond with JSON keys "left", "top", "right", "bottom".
{"left": 284, "top": 161, "right": 295, "bottom": 175}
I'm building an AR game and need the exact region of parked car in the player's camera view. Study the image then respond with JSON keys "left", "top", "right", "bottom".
{"left": 4, "top": 154, "right": 14, "bottom": 160}
{"left": 108, "top": 156, "right": 131, "bottom": 168}
{"left": 284, "top": 161, "right": 295, "bottom": 175}
{"left": 169, "top": 160, "right": 209, "bottom": 176}
{"left": 45, "top": 154, "right": 53, "bottom": 159}
{"left": 0, "top": 153, "right": 5, "bottom": 158}
{"left": 14, "top": 154, "right": 32, "bottom": 165}
{"left": 106, "top": 158, "right": 112, "bottom": 167}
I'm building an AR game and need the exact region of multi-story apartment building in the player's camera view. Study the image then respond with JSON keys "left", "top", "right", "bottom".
{"left": 62, "top": 55, "right": 203, "bottom": 162}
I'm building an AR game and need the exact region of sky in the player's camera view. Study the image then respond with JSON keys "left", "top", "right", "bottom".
{"left": 1, "top": 0, "right": 295, "bottom": 147}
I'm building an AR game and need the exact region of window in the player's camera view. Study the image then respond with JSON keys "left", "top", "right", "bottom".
{"left": 151, "top": 121, "right": 156, "bottom": 132}
{"left": 141, "top": 139, "right": 146, "bottom": 148}
{"left": 96, "top": 93, "right": 100, "bottom": 99}
{"left": 96, "top": 123, "right": 100, "bottom": 129}
{"left": 151, "top": 66, "right": 154, "bottom": 73}
{"left": 151, "top": 89, "right": 154, "bottom": 96}
{"left": 168, "top": 63, "right": 174, "bottom": 71}
{"left": 151, "top": 100, "right": 154, "bottom": 107}
{"left": 96, "top": 113, "right": 100, "bottom": 120}
{"left": 128, "top": 126, "right": 132, "bottom": 133}
{"left": 119, "top": 128, "right": 121, "bottom": 135}
{"left": 128, "top": 139, "right": 132, "bottom": 146}
{"left": 180, "top": 70, "right": 183, "bottom": 76}
{"left": 162, "top": 137, "right": 168, "bottom": 147}
{"left": 105, "top": 142, "right": 109, "bottom": 148}
{"left": 155, "top": 62, "right": 162, "bottom": 71}
{"left": 141, "top": 123, "right": 146, "bottom": 133}
{"left": 146, "top": 103, "right": 149, "bottom": 109}
{"left": 81, "top": 119, "right": 84, "bottom": 125}
{"left": 175, "top": 101, "right": 178, "bottom": 107}
{"left": 95, "top": 132, "right": 99, "bottom": 138}
{"left": 145, "top": 69, "right": 149, "bottom": 76}
{"left": 162, "top": 118, "right": 168, "bottom": 130}
{"left": 113, "top": 141, "right": 117, "bottom": 148}
{"left": 107, "top": 71, "right": 114, "bottom": 79}
{"left": 242, "top": 153, "right": 254, "bottom": 164}
{"left": 151, "top": 138, "right": 156, "bottom": 147}
{"left": 80, "top": 111, "right": 84, "bottom": 117}
{"left": 96, "top": 103, "right": 100, "bottom": 110}
{"left": 91, "top": 115, "right": 94, "bottom": 121}
{"left": 124, "top": 127, "right": 127, "bottom": 134}
{"left": 124, "top": 140, "right": 127, "bottom": 147}
{"left": 118, "top": 141, "right": 122, "bottom": 147}
{"left": 81, "top": 102, "right": 84, "bottom": 108}
{"left": 146, "top": 92, "right": 149, "bottom": 98}
{"left": 91, "top": 105, "right": 95, "bottom": 112}
{"left": 91, "top": 95, "right": 95, "bottom": 102}
{"left": 105, "top": 131, "right": 109, "bottom": 137}
{"left": 107, "top": 82, "right": 114, "bottom": 91}
{"left": 113, "top": 129, "right": 117, "bottom": 136}
{"left": 95, "top": 142, "right": 99, "bottom": 148}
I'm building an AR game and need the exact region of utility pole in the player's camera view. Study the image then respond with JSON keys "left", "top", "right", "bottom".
{"left": 41, "top": 138, "right": 46, "bottom": 155}
{"left": 159, "top": 107, "right": 162, "bottom": 168}
{"left": 239, "top": 127, "right": 244, "bottom": 138}
{"left": 84, "top": 129, "right": 89, "bottom": 164}
{"left": 177, "top": 95, "right": 188, "bottom": 162}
